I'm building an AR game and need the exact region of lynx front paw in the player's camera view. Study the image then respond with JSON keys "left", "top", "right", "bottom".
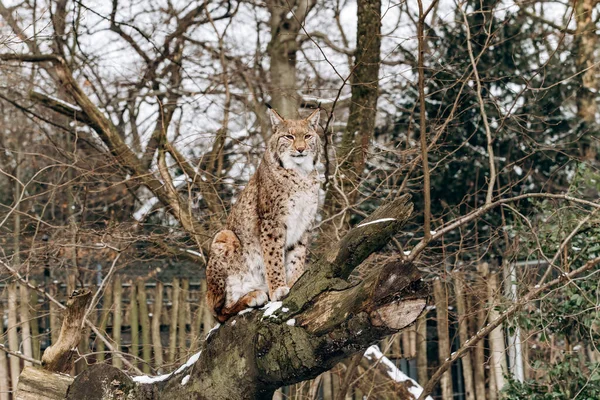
{"left": 247, "top": 291, "right": 269, "bottom": 307}
{"left": 271, "top": 286, "right": 290, "bottom": 301}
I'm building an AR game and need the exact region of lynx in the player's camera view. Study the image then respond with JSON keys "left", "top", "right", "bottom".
{"left": 206, "top": 106, "right": 321, "bottom": 322}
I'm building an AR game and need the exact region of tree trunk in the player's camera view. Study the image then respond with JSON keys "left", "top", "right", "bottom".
{"left": 20, "top": 196, "right": 428, "bottom": 400}
{"left": 573, "top": 0, "right": 599, "bottom": 159}
{"left": 324, "top": 0, "right": 382, "bottom": 238}
{"left": 266, "top": 0, "right": 316, "bottom": 118}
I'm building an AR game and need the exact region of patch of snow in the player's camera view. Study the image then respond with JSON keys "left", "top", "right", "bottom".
{"left": 403, "top": 250, "right": 411, "bottom": 256}
{"left": 356, "top": 218, "right": 396, "bottom": 228}
{"left": 238, "top": 308, "right": 253, "bottom": 315}
{"left": 134, "top": 351, "right": 201, "bottom": 385}
{"left": 205, "top": 323, "right": 221, "bottom": 339}
{"left": 364, "top": 345, "right": 433, "bottom": 400}
{"left": 132, "top": 373, "right": 171, "bottom": 384}
{"left": 262, "top": 301, "right": 283, "bottom": 318}
{"left": 182, "top": 249, "right": 203, "bottom": 258}
{"left": 286, "top": 319, "right": 296, "bottom": 326}
{"left": 430, "top": 230, "right": 437, "bottom": 235}
{"left": 281, "top": 307, "right": 289, "bottom": 313}
{"left": 231, "top": 320, "right": 236, "bottom": 326}
{"left": 174, "top": 351, "right": 202, "bottom": 374}
{"left": 35, "top": 91, "right": 82, "bottom": 111}
{"left": 513, "top": 165, "right": 523, "bottom": 176}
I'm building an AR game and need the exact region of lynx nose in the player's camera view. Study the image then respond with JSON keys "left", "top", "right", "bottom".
{"left": 296, "top": 146, "right": 305, "bottom": 153}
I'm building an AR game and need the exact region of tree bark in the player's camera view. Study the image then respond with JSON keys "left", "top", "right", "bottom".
{"left": 267, "top": 0, "right": 316, "bottom": 118}
{"left": 324, "top": 0, "right": 382, "bottom": 237}
{"left": 41, "top": 289, "right": 92, "bottom": 373}
{"left": 573, "top": 0, "right": 599, "bottom": 160}
{"left": 20, "top": 195, "right": 428, "bottom": 400}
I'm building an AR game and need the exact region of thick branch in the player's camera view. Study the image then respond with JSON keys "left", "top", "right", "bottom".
{"left": 57, "top": 196, "right": 426, "bottom": 400}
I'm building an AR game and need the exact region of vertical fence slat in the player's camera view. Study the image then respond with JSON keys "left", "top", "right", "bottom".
{"left": 454, "top": 273, "right": 475, "bottom": 400}
{"left": 96, "top": 281, "right": 113, "bottom": 362}
{"left": 488, "top": 271, "right": 507, "bottom": 395}
{"left": 8, "top": 283, "right": 20, "bottom": 392}
{"left": 49, "top": 281, "right": 61, "bottom": 345}
{"left": 168, "top": 278, "right": 180, "bottom": 364}
{"left": 416, "top": 311, "right": 428, "bottom": 386}
{"left": 433, "top": 278, "right": 453, "bottom": 400}
{"left": 112, "top": 276, "right": 123, "bottom": 368}
{"left": 137, "top": 279, "right": 151, "bottom": 374}
{"left": 472, "top": 290, "right": 487, "bottom": 400}
{"left": 19, "top": 283, "right": 33, "bottom": 368}
{"left": 200, "top": 280, "right": 214, "bottom": 336}
{"left": 152, "top": 281, "right": 164, "bottom": 373}
{"left": 190, "top": 294, "right": 202, "bottom": 351}
{"left": 130, "top": 280, "right": 139, "bottom": 370}
{"left": 29, "top": 280, "right": 40, "bottom": 361}
{"left": 0, "top": 299, "right": 10, "bottom": 400}
{"left": 178, "top": 279, "right": 189, "bottom": 359}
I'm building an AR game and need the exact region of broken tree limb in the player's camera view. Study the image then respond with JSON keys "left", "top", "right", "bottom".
{"left": 41, "top": 289, "right": 92, "bottom": 373}
{"left": 15, "top": 367, "right": 73, "bottom": 400}
{"left": 60, "top": 195, "right": 428, "bottom": 399}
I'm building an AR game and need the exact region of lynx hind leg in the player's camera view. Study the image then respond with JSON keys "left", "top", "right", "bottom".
{"left": 206, "top": 230, "right": 241, "bottom": 319}
{"left": 218, "top": 290, "right": 268, "bottom": 322}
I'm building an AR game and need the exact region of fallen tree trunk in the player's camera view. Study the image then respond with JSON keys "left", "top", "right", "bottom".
{"left": 18, "top": 195, "right": 428, "bottom": 400}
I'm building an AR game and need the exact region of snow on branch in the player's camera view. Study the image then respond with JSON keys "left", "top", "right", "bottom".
{"left": 132, "top": 174, "right": 189, "bottom": 221}
{"left": 364, "top": 345, "right": 433, "bottom": 400}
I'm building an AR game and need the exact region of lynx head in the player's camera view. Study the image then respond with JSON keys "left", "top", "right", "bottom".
{"left": 267, "top": 106, "right": 321, "bottom": 175}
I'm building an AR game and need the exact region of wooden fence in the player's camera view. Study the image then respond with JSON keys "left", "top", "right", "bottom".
{"left": 0, "top": 268, "right": 540, "bottom": 400}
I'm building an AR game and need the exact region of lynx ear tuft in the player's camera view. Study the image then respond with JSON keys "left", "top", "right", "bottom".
{"left": 306, "top": 108, "right": 320, "bottom": 130}
{"left": 267, "top": 105, "right": 285, "bottom": 127}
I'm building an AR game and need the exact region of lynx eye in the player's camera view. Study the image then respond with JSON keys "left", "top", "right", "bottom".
{"left": 283, "top": 135, "right": 294, "bottom": 140}
{"left": 304, "top": 135, "right": 312, "bottom": 140}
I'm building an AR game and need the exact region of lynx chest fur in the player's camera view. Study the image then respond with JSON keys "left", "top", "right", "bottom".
{"left": 206, "top": 106, "right": 322, "bottom": 322}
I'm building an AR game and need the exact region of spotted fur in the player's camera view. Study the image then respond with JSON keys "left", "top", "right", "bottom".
{"left": 206, "top": 107, "right": 321, "bottom": 322}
